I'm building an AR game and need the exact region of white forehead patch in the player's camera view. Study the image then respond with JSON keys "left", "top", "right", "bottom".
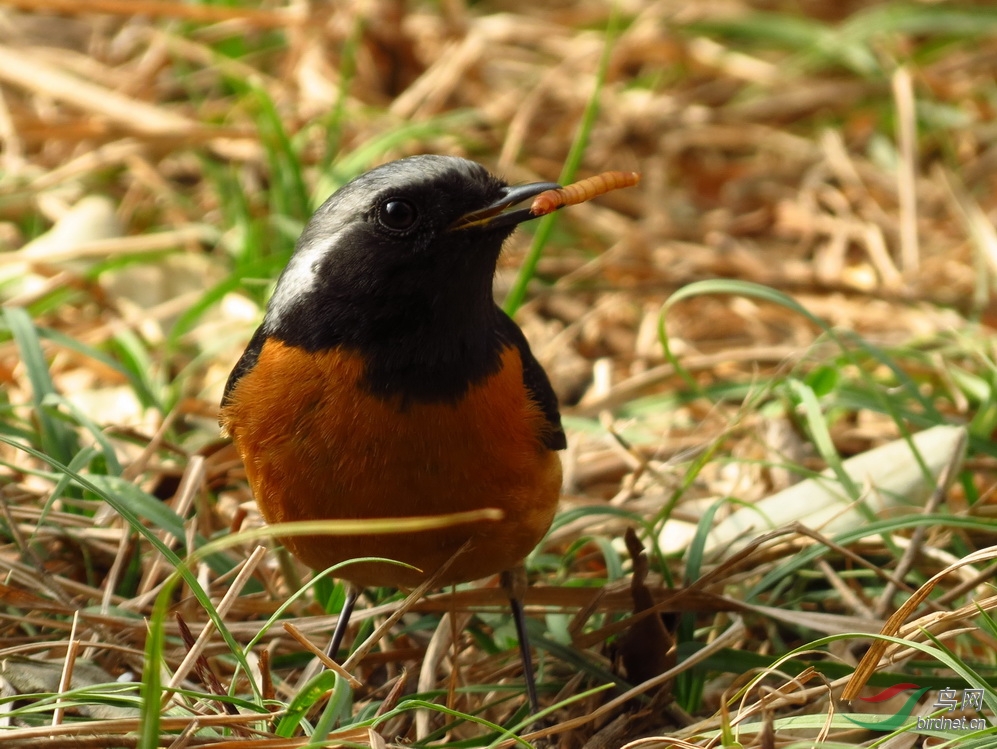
{"left": 263, "top": 211, "right": 349, "bottom": 325}
{"left": 263, "top": 156, "right": 494, "bottom": 326}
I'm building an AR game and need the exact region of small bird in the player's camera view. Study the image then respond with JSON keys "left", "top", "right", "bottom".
{"left": 221, "top": 155, "right": 567, "bottom": 710}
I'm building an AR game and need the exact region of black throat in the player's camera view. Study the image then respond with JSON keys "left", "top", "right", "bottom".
{"left": 261, "top": 260, "right": 507, "bottom": 404}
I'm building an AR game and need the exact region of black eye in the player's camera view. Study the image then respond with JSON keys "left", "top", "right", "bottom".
{"left": 378, "top": 199, "right": 418, "bottom": 232}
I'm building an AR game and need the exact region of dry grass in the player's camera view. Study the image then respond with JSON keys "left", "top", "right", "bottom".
{"left": 3, "top": 1, "right": 997, "bottom": 747}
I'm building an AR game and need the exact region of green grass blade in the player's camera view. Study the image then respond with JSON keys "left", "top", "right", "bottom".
{"left": 3, "top": 307, "right": 80, "bottom": 464}
{"left": 275, "top": 669, "right": 338, "bottom": 738}
{"left": 502, "top": 5, "right": 621, "bottom": 316}
{"left": 307, "top": 673, "right": 353, "bottom": 743}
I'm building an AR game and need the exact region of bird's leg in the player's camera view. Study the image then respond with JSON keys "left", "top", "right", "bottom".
{"left": 500, "top": 566, "right": 539, "bottom": 713}
{"left": 327, "top": 585, "right": 359, "bottom": 660}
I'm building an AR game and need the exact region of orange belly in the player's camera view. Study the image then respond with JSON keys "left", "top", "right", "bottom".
{"left": 221, "top": 339, "right": 562, "bottom": 588}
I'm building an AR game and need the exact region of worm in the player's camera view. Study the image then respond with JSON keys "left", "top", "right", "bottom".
{"left": 530, "top": 170, "right": 640, "bottom": 216}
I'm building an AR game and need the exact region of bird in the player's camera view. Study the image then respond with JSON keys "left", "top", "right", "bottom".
{"left": 220, "top": 155, "right": 567, "bottom": 711}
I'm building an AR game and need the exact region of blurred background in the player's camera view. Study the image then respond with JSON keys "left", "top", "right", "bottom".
{"left": 3, "top": 1, "right": 997, "bottom": 746}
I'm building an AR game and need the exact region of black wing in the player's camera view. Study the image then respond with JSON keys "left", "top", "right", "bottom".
{"left": 495, "top": 310, "right": 566, "bottom": 451}
{"left": 221, "top": 326, "right": 267, "bottom": 410}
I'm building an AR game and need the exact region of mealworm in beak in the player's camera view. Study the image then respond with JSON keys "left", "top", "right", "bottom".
{"left": 530, "top": 170, "right": 640, "bottom": 216}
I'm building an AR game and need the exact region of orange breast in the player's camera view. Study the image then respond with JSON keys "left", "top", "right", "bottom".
{"left": 221, "top": 339, "right": 562, "bottom": 588}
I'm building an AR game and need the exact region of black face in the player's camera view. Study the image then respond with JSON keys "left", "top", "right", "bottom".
{"left": 255, "top": 155, "right": 559, "bottom": 401}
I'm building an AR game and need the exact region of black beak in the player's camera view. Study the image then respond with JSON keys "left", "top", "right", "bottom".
{"left": 452, "top": 181, "right": 561, "bottom": 231}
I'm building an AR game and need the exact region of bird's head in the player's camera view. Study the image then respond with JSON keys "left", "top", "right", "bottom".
{"left": 262, "top": 155, "right": 559, "bottom": 351}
